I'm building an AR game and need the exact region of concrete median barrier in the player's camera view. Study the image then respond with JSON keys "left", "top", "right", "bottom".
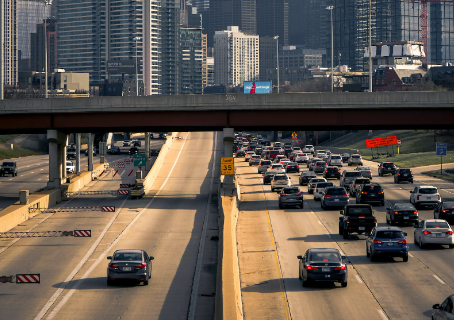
{"left": 215, "top": 178, "right": 243, "bottom": 320}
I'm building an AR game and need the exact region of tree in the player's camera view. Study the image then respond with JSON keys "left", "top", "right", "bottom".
{"left": 287, "top": 78, "right": 331, "bottom": 92}
{"left": 406, "top": 79, "right": 447, "bottom": 92}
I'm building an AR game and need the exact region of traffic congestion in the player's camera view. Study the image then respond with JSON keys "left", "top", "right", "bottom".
{"left": 234, "top": 131, "right": 454, "bottom": 319}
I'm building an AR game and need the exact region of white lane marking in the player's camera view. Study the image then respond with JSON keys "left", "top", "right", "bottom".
{"left": 38, "top": 179, "right": 41, "bottom": 181}
{"left": 377, "top": 309, "right": 388, "bottom": 320}
{"left": 433, "top": 275, "right": 446, "bottom": 285}
{"left": 408, "top": 252, "right": 414, "bottom": 258}
{"left": 20, "top": 175, "right": 24, "bottom": 177}
{"left": 8, "top": 178, "right": 12, "bottom": 181}
{"left": 43, "top": 133, "right": 190, "bottom": 320}
{"left": 355, "top": 275, "right": 363, "bottom": 284}
{"left": 188, "top": 132, "right": 217, "bottom": 320}
{"left": 318, "top": 220, "right": 322, "bottom": 224}
{"left": 40, "top": 169, "right": 43, "bottom": 171}
{"left": 31, "top": 172, "right": 34, "bottom": 174}
{"left": 326, "top": 234, "right": 332, "bottom": 238}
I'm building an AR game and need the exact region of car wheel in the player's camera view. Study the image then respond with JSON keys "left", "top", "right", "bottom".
{"left": 279, "top": 203, "right": 283, "bottom": 209}
{"left": 107, "top": 279, "right": 114, "bottom": 286}
{"left": 419, "top": 237, "right": 424, "bottom": 248}
{"left": 144, "top": 279, "right": 149, "bottom": 286}
{"left": 299, "top": 271, "right": 302, "bottom": 280}
{"left": 386, "top": 215, "right": 390, "bottom": 225}
{"left": 271, "top": 188, "right": 274, "bottom": 192}
{"left": 410, "top": 180, "right": 413, "bottom": 183}
{"left": 343, "top": 229, "right": 349, "bottom": 239}
{"left": 299, "top": 203, "right": 304, "bottom": 209}
{"left": 341, "top": 280, "right": 348, "bottom": 288}
{"left": 302, "top": 278, "right": 309, "bottom": 287}
{"left": 321, "top": 201, "right": 325, "bottom": 210}
{"left": 380, "top": 201, "right": 385, "bottom": 206}
{"left": 449, "top": 244, "right": 454, "bottom": 249}
{"left": 402, "top": 254, "right": 408, "bottom": 262}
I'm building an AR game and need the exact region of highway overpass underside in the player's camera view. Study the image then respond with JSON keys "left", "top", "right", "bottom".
{"left": 2, "top": 108, "right": 454, "bottom": 134}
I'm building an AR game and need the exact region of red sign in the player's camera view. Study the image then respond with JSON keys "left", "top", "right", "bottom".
{"left": 366, "top": 136, "right": 398, "bottom": 148}
{"left": 397, "top": 140, "right": 401, "bottom": 146}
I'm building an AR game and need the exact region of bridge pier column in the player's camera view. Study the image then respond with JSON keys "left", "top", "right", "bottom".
{"left": 61, "top": 135, "right": 67, "bottom": 180}
{"left": 47, "top": 130, "right": 66, "bottom": 189}
{"left": 145, "top": 132, "right": 151, "bottom": 170}
{"left": 223, "top": 128, "right": 234, "bottom": 188}
{"left": 88, "top": 133, "right": 93, "bottom": 171}
{"left": 124, "top": 132, "right": 131, "bottom": 140}
{"left": 75, "top": 133, "right": 81, "bottom": 173}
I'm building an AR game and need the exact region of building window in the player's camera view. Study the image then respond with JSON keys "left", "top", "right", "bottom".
{"left": 64, "top": 76, "right": 67, "bottom": 82}
{"left": 391, "top": 79, "right": 397, "bottom": 85}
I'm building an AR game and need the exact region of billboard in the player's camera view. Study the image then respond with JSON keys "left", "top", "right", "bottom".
{"left": 366, "top": 136, "right": 398, "bottom": 148}
{"left": 244, "top": 81, "right": 272, "bottom": 94}
{"left": 107, "top": 60, "right": 136, "bottom": 74}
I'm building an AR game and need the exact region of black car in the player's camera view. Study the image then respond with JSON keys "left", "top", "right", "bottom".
{"left": 255, "top": 148, "right": 263, "bottom": 155}
{"left": 432, "top": 294, "right": 454, "bottom": 319}
{"left": 108, "top": 146, "right": 121, "bottom": 155}
{"left": 434, "top": 201, "right": 454, "bottom": 222}
{"left": 286, "top": 162, "right": 300, "bottom": 173}
{"left": 299, "top": 171, "right": 317, "bottom": 186}
{"left": 0, "top": 162, "right": 18, "bottom": 177}
{"left": 297, "top": 248, "right": 348, "bottom": 288}
{"left": 378, "top": 162, "right": 397, "bottom": 176}
{"left": 323, "top": 166, "right": 340, "bottom": 179}
{"left": 85, "top": 147, "right": 97, "bottom": 156}
{"left": 278, "top": 186, "right": 304, "bottom": 208}
{"left": 262, "top": 140, "right": 271, "bottom": 146}
{"left": 263, "top": 171, "right": 277, "bottom": 185}
{"left": 386, "top": 203, "right": 419, "bottom": 225}
{"left": 394, "top": 168, "right": 413, "bottom": 183}
{"left": 356, "top": 183, "right": 385, "bottom": 206}
{"left": 341, "top": 153, "right": 351, "bottom": 163}
{"left": 129, "top": 147, "right": 139, "bottom": 155}
{"left": 236, "top": 150, "right": 246, "bottom": 157}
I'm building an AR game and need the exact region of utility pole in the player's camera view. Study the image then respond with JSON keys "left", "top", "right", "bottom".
{"left": 273, "top": 35, "right": 279, "bottom": 93}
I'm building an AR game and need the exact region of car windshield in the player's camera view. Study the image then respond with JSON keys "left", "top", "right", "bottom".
{"left": 419, "top": 188, "right": 438, "bottom": 194}
{"left": 400, "top": 169, "right": 411, "bottom": 173}
{"left": 442, "top": 202, "right": 454, "bottom": 209}
{"left": 348, "top": 207, "right": 372, "bottom": 215}
{"left": 310, "top": 179, "right": 325, "bottom": 183}
{"left": 376, "top": 231, "right": 404, "bottom": 239}
{"left": 356, "top": 179, "right": 370, "bottom": 184}
{"left": 316, "top": 162, "right": 326, "bottom": 166}
{"left": 310, "top": 252, "right": 340, "bottom": 262}
{"left": 358, "top": 167, "right": 370, "bottom": 171}
{"left": 303, "top": 172, "right": 316, "bottom": 176}
{"left": 305, "top": 145, "right": 313, "bottom": 148}
{"left": 288, "top": 162, "right": 297, "bottom": 166}
{"left": 345, "top": 172, "right": 362, "bottom": 177}
{"left": 331, "top": 156, "right": 341, "bottom": 159}
{"left": 2, "top": 162, "right": 14, "bottom": 166}
{"left": 274, "top": 176, "right": 288, "bottom": 180}
{"left": 394, "top": 204, "right": 416, "bottom": 210}
{"left": 326, "top": 188, "right": 346, "bottom": 195}
{"left": 283, "top": 188, "right": 300, "bottom": 194}
{"left": 261, "top": 160, "right": 271, "bottom": 165}
{"left": 352, "top": 155, "right": 361, "bottom": 158}
{"left": 317, "top": 182, "right": 333, "bottom": 188}
{"left": 383, "top": 163, "right": 394, "bottom": 167}
{"left": 426, "top": 221, "right": 450, "bottom": 229}
{"left": 272, "top": 164, "right": 283, "bottom": 168}
{"left": 113, "top": 252, "right": 142, "bottom": 261}
{"left": 66, "top": 161, "right": 73, "bottom": 165}
{"left": 363, "top": 185, "right": 382, "bottom": 192}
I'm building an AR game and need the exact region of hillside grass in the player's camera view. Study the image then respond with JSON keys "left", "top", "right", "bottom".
{"left": 322, "top": 130, "right": 454, "bottom": 167}
{"left": 0, "top": 134, "right": 21, "bottom": 144}
{"left": 0, "top": 148, "right": 42, "bottom": 160}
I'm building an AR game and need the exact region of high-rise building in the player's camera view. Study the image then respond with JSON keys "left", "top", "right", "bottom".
{"left": 429, "top": 3, "right": 454, "bottom": 64}
{"left": 259, "top": 36, "right": 278, "bottom": 82}
{"left": 256, "top": 0, "right": 288, "bottom": 46}
{"left": 214, "top": 26, "right": 259, "bottom": 86}
{"left": 209, "top": 0, "right": 256, "bottom": 47}
{"left": 2, "top": 0, "right": 18, "bottom": 86}
{"left": 144, "top": 0, "right": 162, "bottom": 95}
{"left": 161, "top": 0, "right": 180, "bottom": 95}
{"left": 30, "top": 18, "right": 57, "bottom": 73}
{"left": 180, "top": 28, "right": 205, "bottom": 94}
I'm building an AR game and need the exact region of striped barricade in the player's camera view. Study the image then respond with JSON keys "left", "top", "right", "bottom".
{"left": 16, "top": 274, "right": 40, "bottom": 284}
{"left": 117, "top": 190, "right": 129, "bottom": 195}
{"left": 0, "top": 230, "right": 91, "bottom": 238}
{"left": 120, "top": 184, "right": 134, "bottom": 188}
{"left": 0, "top": 275, "right": 14, "bottom": 283}
{"left": 63, "top": 190, "right": 124, "bottom": 198}
{"left": 29, "top": 206, "right": 115, "bottom": 213}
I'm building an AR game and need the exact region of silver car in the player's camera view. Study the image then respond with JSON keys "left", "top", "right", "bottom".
{"left": 249, "top": 155, "right": 261, "bottom": 166}
{"left": 271, "top": 174, "right": 292, "bottom": 192}
{"left": 348, "top": 154, "right": 363, "bottom": 166}
{"left": 107, "top": 249, "right": 154, "bottom": 286}
{"left": 308, "top": 178, "right": 327, "bottom": 194}
{"left": 268, "top": 163, "right": 285, "bottom": 174}
{"left": 313, "top": 181, "right": 335, "bottom": 201}
{"left": 414, "top": 219, "right": 454, "bottom": 248}
{"left": 308, "top": 158, "right": 322, "bottom": 170}
{"left": 340, "top": 170, "right": 363, "bottom": 191}
{"left": 258, "top": 159, "right": 272, "bottom": 174}
{"left": 355, "top": 166, "right": 373, "bottom": 179}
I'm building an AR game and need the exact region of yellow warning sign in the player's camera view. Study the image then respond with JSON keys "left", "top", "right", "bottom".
{"left": 221, "top": 157, "right": 234, "bottom": 175}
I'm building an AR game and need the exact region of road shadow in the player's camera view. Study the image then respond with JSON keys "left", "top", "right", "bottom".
{"left": 287, "top": 235, "right": 336, "bottom": 242}
{"left": 53, "top": 277, "right": 143, "bottom": 289}
{"left": 347, "top": 254, "right": 405, "bottom": 265}
{"left": 242, "top": 277, "right": 340, "bottom": 293}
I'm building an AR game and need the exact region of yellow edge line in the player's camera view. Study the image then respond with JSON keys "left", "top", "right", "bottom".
{"left": 255, "top": 167, "right": 291, "bottom": 320}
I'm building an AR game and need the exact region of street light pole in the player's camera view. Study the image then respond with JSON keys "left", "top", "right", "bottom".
{"left": 369, "top": 0, "right": 373, "bottom": 92}
{"left": 43, "top": 0, "right": 52, "bottom": 98}
{"left": 134, "top": 37, "right": 141, "bottom": 96}
{"left": 327, "top": 5, "right": 334, "bottom": 92}
{"left": 273, "top": 35, "right": 279, "bottom": 93}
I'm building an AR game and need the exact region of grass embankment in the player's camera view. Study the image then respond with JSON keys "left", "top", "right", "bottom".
{"left": 0, "top": 148, "right": 42, "bottom": 160}
{"left": 0, "top": 134, "right": 20, "bottom": 144}
{"left": 322, "top": 130, "right": 454, "bottom": 167}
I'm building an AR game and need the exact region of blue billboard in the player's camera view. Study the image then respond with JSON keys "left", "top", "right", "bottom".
{"left": 244, "top": 81, "right": 272, "bottom": 94}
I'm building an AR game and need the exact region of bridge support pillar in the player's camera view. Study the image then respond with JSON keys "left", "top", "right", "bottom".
{"left": 124, "top": 132, "right": 131, "bottom": 140}
{"left": 75, "top": 133, "right": 81, "bottom": 173}
{"left": 223, "top": 128, "right": 234, "bottom": 188}
{"left": 88, "top": 133, "right": 93, "bottom": 171}
{"left": 47, "top": 130, "right": 66, "bottom": 189}
{"left": 61, "top": 135, "right": 67, "bottom": 180}
{"left": 145, "top": 132, "right": 151, "bottom": 170}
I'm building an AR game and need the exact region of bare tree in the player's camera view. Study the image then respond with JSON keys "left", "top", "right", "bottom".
{"left": 287, "top": 78, "right": 331, "bottom": 93}
{"left": 406, "top": 79, "right": 447, "bottom": 92}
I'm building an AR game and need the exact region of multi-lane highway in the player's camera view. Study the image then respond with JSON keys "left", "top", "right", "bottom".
{"left": 0, "top": 132, "right": 219, "bottom": 320}
{"left": 236, "top": 154, "right": 454, "bottom": 319}
{"left": 0, "top": 139, "right": 164, "bottom": 210}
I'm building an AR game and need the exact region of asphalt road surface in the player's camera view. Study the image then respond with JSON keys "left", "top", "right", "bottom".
{"left": 236, "top": 156, "right": 454, "bottom": 320}
{"left": 0, "top": 132, "right": 220, "bottom": 320}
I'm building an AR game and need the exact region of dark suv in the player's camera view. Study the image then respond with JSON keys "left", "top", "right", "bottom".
{"left": 278, "top": 186, "right": 304, "bottom": 209}
{"left": 394, "top": 168, "right": 413, "bottom": 183}
{"left": 356, "top": 183, "right": 385, "bottom": 206}
{"left": 323, "top": 166, "right": 340, "bottom": 179}
{"left": 378, "top": 162, "right": 397, "bottom": 176}
{"left": 285, "top": 162, "right": 300, "bottom": 173}
{"left": 366, "top": 227, "right": 408, "bottom": 262}
{"left": 0, "top": 162, "right": 18, "bottom": 177}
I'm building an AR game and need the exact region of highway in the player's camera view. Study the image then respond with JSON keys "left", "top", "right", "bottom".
{"left": 0, "top": 139, "right": 164, "bottom": 210}
{"left": 0, "top": 132, "right": 219, "bottom": 320}
{"left": 236, "top": 155, "right": 454, "bottom": 319}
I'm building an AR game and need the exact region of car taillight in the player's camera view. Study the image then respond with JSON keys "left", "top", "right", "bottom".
{"left": 334, "top": 265, "right": 347, "bottom": 271}
{"left": 373, "top": 239, "right": 383, "bottom": 244}
{"left": 423, "top": 230, "right": 432, "bottom": 235}
{"left": 378, "top": 191, "right": 384, "bottom": 194}
{"left": 397, "top": 239, "right": 407, "bottom": 244}
{"left": 342, "top": 194, "right": 349, "bottom": 197}
{"left": 135, "top": 263, "right": 147, "bottom": 269}
{"left": 369, "top": 171, "right": 372, "bottom": 173}
{"left": 353, "top": 184, "right": 356, "bottom": 188}
{"left": 438, "top": 195, "right": 441, "bottom": 200}
{"left": 316, "top": 188, "right": 318, "bottom": 193}
{"left": 381, "top": 166, "right": 384, "bottom": 168}
{"left": 305, "top": 265, "right": 319, "bottom": 270}
{"left": 297, "top": 165, "right": 299, "bottom": 168}
{"left": 296, "top": 192, "right": 302, "bottom": 196}
{"left": 108, "top": 263, "right": 119, "bottom": 269}
{"left": 443, "top": 210, "right": 447, "bottom": 213}
{"left": 343, "top": 178, "right": 345, "bottom": 182}
{"left": 325, "top": 170, "right": 328, "bottom": 173}
{"left": 259, "top": 164, "right": 263, "bottom": 166}
{"left": 346, "top": 219, "right": 350, "bottom": 223}
{"left": 414, "top": 211, "right": 418, "bottom": 215}
{"left": 281, "top": 194, "right": 287, "bottom": 196}
{"left": 417, "top": 195, "right": 420, "bottom": 200}
{"left": 447, "top": 230, "right": 453, "bottom": 235}
{"left": 374, "top": 219, "right": 377, "bottom": 223}
{"left": 394, "top": 211, "right": 399, "bottom": 214}
{"left": 272, "top": 179, "right": 276, "bottom": 181}
{"left": 325, "top": 194, "right": 332, "bottom": 198}
{"left": 361, "top": 191, "right": 367, "bottom": 194}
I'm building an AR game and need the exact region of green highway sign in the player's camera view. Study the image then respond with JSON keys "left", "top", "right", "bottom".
{"left": 133, "top": 154, "right": 146, "bottom": 167}
{"left": 133, "top": 153, "right": 146, "bottom": 160}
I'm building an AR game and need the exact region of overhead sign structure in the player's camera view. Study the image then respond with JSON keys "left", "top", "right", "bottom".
{"left": 244, "top": 81, "right": 272, "bottom": 94}
{"left": 365, "top": 135, "right": 398, "bottom": 148}
{"left": 221, "top": 157, "right": 234, "bottom": 175}
{"left": 133, "top": 153, "right": 146, "bottom": 167}
{"left": 436, "top": 142, "right": 447, "bottom": 156}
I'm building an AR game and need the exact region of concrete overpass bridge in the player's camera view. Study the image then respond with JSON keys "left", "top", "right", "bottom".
{"left": 1, "top": 91, "right": 454, "bottom": 133}
{"left": 2, "top": 91, "right": 454, "bottom": 188}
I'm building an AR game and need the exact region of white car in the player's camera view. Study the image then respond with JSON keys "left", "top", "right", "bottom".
{"left": 66, "top": 161, "right": 75, "bottom": 173}
{"left": 313, "top": 181, "right": 334, "bottom": 200}
{"left": 295, "top": 153, "right": 309, "bottom": 163}
{"left": 410, "top": 185, "right": 441, "bottom": 208}
{"left": 267, "top": 163, "right": 285, "bottom": 174}
{"left": 303, "top": 145, "right": 315, "bottom": 154}
{"left": 249, "top": 155, "right": 261, "bottom": 166}
{"left": 414, "top": 219, "right": 454, "bottom": 248}
{"left": 328, "top": 154, "right": 343, "bottom": 167}
{"left": 123, "top": 140, "right": 131, "bottom": 146}
{"left": 271, "top": 174, "right": 292, "bottom": 192}
{"left": 245, "top": 151, "right": 256, "bottom": 162}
